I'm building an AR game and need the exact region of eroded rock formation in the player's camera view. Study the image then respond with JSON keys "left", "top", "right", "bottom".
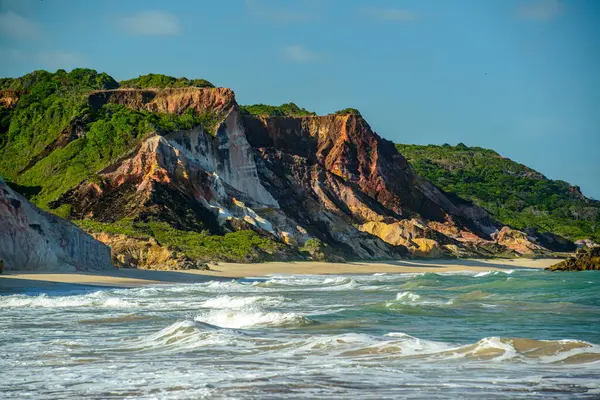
{"left": 52, "top": 87, "right": 554, "bottom": 260}
{"left": 91, "top": 233, "right": 209, "bottom": 270}
{"left": 0, "top": 176, "right": 113, "bottom": 271}
{"left": 547, "top": 246, "right": 600, "bottom": 271}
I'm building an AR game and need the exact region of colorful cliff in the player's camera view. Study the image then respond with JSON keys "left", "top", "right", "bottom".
{"left": 0, "top": 69, "right": 576, "bottom": 267}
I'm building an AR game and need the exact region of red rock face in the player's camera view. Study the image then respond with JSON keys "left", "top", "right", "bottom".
{"left": 88, "top": 87, "right": 236, "bottom": 116}
{"left": 244, "top": 114, "right": 498, "bottom": 241}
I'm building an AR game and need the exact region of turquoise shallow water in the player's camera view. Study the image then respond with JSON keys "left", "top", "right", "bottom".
{"left": 1, "top": 268, "right": 599, "bottom": 399}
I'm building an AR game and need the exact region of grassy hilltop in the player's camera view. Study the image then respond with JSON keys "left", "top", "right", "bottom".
{"left": 396, "top": 143, "right": 599, "bottom": 242}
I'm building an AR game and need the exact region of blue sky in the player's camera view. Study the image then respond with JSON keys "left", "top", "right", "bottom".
{"left": 1, "top": 0, "right": 599, "bottom": 198}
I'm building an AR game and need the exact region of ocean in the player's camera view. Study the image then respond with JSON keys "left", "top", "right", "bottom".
{"left": 1, "top": 269, "right": 599, "bottom": 399}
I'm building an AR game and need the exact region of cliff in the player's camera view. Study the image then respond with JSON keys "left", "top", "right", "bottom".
{"left": 0, "top": 69, "right": 571, "bottom": 266}
{"left": 88, "top": 87, "right": 235, "bottom": 117}
{"left": 0, "top": 176, "right": 113, "bottom": 271}
{"left": 56, "top": 88, "right": 401, "bottom": 259}
{"left": 243, "top": 114, "right": 510, "bottom": 257}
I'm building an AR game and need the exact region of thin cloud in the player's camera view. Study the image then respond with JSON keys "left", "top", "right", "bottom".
{"left": 0, "top": 0, "right": 36, "bottom": 15}
{"left": 36, "top": 51, "right": 85, "bottom": 69}
{"left": 282, "top": 45, "right": 321, "bottom": 62}
{"left": 515, "top": 0, "right": 564, "bottom": 21}
{"left": 119, "top": 10, "right": 181, "bottom": 35}
{"left": 0, "top": 10, "right": 39, "bottom": 38}
{"left": 3, "top": 48, "right": 85, "bottom": 69}
{"left": 246, "top": 0, "right": 314, "bottom": 23}
{"left": 364, "top": 7, "right": 418, "bottom": 22}
{"left": 4, "top": 48, "right": 27, "bottom": 62}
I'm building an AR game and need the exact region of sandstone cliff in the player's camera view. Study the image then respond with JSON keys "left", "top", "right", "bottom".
{"left": 244, "top": 113, "right": 510, "bottom": 257}
{"left": 44, "top": 86, "right": 551, "bottom": 261}
{"left": 0, "top": 176, "right": 113, "bottom": 271}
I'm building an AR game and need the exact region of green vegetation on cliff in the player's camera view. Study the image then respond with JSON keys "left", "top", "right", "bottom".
{"left": 74, "top": 219, "right": 288, "bottom": 262}
{"left": 0, "top": 68, "right": 288, "bottom": 264}
{"left": 240, "top": 102, "right": 316, "bottom": 117}
{"left": 0, "top": 69, "right": 118, "bottom": 183}
{"left": 0, "top": 69, "right": 118, "bottom": 91}
{"left": 332, "top": 108, "right": 361, "bottom": 116}
{"left": 395, "top": 143, "right": 600, "bottom": 241}
{"left": 120, "top": 73, "right": 214, "bottom": 89}
{"left": 0, "top": 69, "right": 218, "bottom": 209}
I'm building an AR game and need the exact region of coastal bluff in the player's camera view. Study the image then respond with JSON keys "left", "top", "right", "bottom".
{"left": 0, "top": 176, "right": 113, "bottom": 272}
{"left": 0, "top": 70, "right": 587, "bottom": 266}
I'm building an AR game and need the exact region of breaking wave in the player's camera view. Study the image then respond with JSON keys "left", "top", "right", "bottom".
{"left": 195, "top": 308, "right": 314, "bottom": 329}
{"left": 199, "top": 295, "right": 286, "bottom": 309}
{"left": 0, "top": 292, "right": 136, "bottom": 309}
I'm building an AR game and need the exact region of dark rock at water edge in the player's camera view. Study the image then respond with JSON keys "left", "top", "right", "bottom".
{"left": 546, "top": 247, "right": 600, "bottom": 271}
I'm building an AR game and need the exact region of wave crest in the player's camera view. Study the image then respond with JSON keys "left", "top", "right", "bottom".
{"left": 0, "top": 293, "right": 135, "bottom": 309}
{"left": 195, "top": 308, "right": 313, "bottom": 329}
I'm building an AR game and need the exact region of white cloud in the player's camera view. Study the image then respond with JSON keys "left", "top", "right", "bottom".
{"left": 35, "top": 51, "right": 85, "bottom": 69}
{"left": 246, "top": 0, "right": 314, "bottom": 23}
{"left": 0, "top": 10, "right": 39, "bottom": 38}
{"left": 119, "top": 10, "right": 181, "bottom": 35}
{"left": 516, "top": 0, "right": 564, "bottom": 21}
{"left": 282, "top": 45, "right": 321, "bottom": 62}
{"left": 364, "top": 7, "right": 418, "bottom": 22}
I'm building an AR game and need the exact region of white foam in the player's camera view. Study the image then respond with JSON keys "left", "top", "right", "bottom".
{"left": 200, "top": 295, "right": 285, "bottom": 309}
{"left": 323, "top": 276, "right": 353, "bottom": 285}
{"left": 387, "top": 291, "right": 455, "bottom": 308}
{"left": 469, "top": 337, "right": 519, "bottom": 361}
{"left": 395, "top": 291, "right": 421, "bottom": 303}
{"left": 474, "top": 270, "right": 515, "bottom": 278}
{"left": 195, "top": 308, "right": 312, "bottom": 329}
{"left": 295, "top": 333, "right": 377, "bottom": 353}
{"left": 0, "top": 293, "right": 136, "bottom": 309}
{"left": 128, "top": 320, "right": 235, "bottom": 352}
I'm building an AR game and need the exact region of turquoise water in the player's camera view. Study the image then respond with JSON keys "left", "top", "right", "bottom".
{"left": 1, "top": 269, "right": 599, "bottom": 399}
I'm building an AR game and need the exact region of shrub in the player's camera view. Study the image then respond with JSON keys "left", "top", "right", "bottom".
{"left": 332, "top": 108, "right": 361, "bottom": 116}
{"left": 120, "top": 74, "right": 214, "bottom": 89}
{"left": 74, "top": 219, "right": 287, "bottom": 262}
{"left": 240, "top": 102, "right": 316, "bottom": 117}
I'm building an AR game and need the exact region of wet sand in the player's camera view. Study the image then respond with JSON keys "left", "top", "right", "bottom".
{"left": 0, "top": 258, "right": 559, "bottom": 290}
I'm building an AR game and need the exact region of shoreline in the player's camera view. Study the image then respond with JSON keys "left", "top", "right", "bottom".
{"left": 0, "top": 258, "right": 559, "bottom": 292}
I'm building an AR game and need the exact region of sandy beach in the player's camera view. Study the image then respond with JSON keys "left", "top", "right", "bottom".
{"left": 0, "top": 258, "right": 559, "bottom": 291}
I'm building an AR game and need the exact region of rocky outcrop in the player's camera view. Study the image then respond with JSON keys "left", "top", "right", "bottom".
{"left": 523, "top": 228, "right": 576, "bottom": 253}
{"left": 575, "top": 239, "right": 597, "bottom": 249}
{"left": 492, "top": 226, "right": 548, "bottom": 255}
{"left": 91, "top": 233, "right": 209, "bottom": 270}
{"left": 244, "top": 113, "right": 513, "bottom": 257}
{"left": 0, "top": 89, "right": 21, "bottom": 108}
{"left": 546, "top": 247, "right": 600, "bottom": 271}
{"left": 0, "top": 177, "right": 113, "bottom": 271}
{"left": 88, "top": 87, "right": 236, "bottom": 118}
